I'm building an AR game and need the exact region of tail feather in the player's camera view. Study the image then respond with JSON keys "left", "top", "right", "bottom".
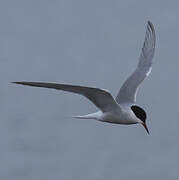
{"left": 72, "top": 114, "right": 95, "bottom": 119}
{"left": 72, "top": 112, "right": 102, "bottom": 120}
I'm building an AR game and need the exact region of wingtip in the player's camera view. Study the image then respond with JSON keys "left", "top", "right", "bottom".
{"left": 147, "top": 21, "right": 154, "bottom": 30}
{"left": 11, "top": 82, "right": 20, "bottom": 84}
{"left": 11, "top": 82, "right": 25, "bottom": 85}
{"left": 147, "top": 20, "right": 152, "bottom": 25}
{"left": 146, "top": 21, "right": 156, "bottom": 42}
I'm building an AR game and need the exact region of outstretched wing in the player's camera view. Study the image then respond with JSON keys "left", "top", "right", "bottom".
{"left": 116, "top": 21, "right": 156, "bottom": 104}
{"left": 13, "top": 82, "right": 120, "bottom": 112}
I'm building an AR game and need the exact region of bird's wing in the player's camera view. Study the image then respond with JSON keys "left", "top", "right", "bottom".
{"left": 13, "top": 82, "right": 120, "bottom": 112}
{"left": 116, "top": 21, "right": 156, "bottom": 104}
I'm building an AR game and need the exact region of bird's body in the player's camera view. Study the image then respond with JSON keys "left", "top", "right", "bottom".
{"left": 101, "top": 109, "right": 138, "bottom": 125}
{"left": 13, "top": 21, "right": 156, "bottom": 134}
{"left": 75, "top": 107, "right": 138, "bottom": 125}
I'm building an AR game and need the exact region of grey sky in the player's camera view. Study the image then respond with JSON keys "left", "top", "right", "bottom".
{"left": 0, "top": 0, "right": 178, "bottom": 179}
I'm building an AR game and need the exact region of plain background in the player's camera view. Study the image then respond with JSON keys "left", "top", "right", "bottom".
{"left": 0, "top": 0, "right": 178, "bottom": 179}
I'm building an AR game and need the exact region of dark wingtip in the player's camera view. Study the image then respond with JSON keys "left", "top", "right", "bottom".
{"left": 147, "top": 20, "right": 153, "bottom": 26}
{"left": 11, "top": 82, "right": 21, "bottom": 84}
{"left": 147, "top": 20, "right": 152, "bottom": 24}
{"left": 11, "top": 82, "right": 27, "bottom": 86}
{"left": 147, "top": 21, "right": 155, "bottom": 32}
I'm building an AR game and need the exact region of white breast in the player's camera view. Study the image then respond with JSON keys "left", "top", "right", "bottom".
{"left": 101, "top": 107, "right": 139, "bottom": 125}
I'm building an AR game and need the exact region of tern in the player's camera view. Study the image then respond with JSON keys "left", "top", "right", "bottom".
{"left": 12, "top": 21, "right": 155, "bottom": 134}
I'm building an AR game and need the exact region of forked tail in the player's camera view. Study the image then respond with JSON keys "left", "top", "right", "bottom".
{"left": 72, "top": 112, "right": 102, "bottom": 120}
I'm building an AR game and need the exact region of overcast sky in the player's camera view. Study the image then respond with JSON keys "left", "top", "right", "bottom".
{"left": 0, "top": 0, "right": 178, "bottom": 179}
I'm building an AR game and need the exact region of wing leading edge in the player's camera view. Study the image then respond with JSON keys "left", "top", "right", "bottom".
{"left": 12, "top": 82, "right": 120, "bottom": 112}
{"left": 116, "top": 21, "right": 156, "bottom": 104}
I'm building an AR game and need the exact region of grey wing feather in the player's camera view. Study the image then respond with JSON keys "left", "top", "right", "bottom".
{"left": 12, "top": 82, "right": 119, "bottom": 112}
{"left": 116, "top": 21, "right": 156, "bottom": 104}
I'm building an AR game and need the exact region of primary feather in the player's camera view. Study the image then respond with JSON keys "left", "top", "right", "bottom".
{"left": 116, "top": 21, "right": 156, "bottom": 104}
{"left": 12, "top": 82, "right": 119, "bottom": 112}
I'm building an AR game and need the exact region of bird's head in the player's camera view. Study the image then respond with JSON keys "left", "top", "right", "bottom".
{"left": 131, "top": 105, "right": 149, "bottom": 134}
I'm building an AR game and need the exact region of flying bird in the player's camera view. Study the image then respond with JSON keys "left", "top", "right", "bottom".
{"left": 12, "top": 21, "right": 156, "bottom": 134}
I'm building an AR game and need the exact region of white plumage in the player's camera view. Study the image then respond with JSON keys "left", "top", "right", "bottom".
{"left": 13, "top": 21, "right": 156, "bottom": 134}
